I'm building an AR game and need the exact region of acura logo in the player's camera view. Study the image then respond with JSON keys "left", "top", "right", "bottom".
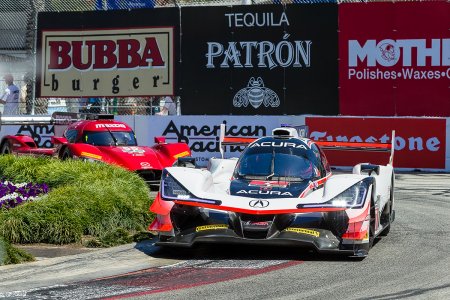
{"left": 249, "top": 199, "right": 269, "bottom": 208}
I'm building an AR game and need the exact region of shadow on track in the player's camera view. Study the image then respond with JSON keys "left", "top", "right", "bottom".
{"left": 134, "top": 237, "right": 377, "bottom": 263}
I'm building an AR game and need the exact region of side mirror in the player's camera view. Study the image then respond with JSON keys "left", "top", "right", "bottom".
{"left": 175, "top": 157, "right": 196, "bottom": 168}
{"left": 154, "top": 136, "right": 166, "bottom": 144}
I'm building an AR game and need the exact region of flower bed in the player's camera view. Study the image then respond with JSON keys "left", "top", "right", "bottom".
{"left": 0, "top": 180, "right": 49, "bottom": 210}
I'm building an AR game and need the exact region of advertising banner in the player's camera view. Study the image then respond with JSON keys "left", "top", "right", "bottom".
{"left": 95, "top": 0, "right": 155, "bottom": 10}
{"left": 36, "top": 8, "right": 179, "bottom": 98}
{"left": 305, "top": 116, "right": 447, "bottom": 169}
{"left": 118, "top": 115, "right": 305, "bottom": 166}
{"left": 180, "top": 4, "right": 338, "bottom": 115}
{"left": 339, "top": 2, "right": 450, "bottom": 117}
{"left": 1, "top": 115, "right": 448, "bottom": 171}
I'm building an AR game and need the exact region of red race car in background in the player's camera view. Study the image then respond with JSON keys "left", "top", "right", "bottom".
{"left": 0, "top": 113, "right": 191, "bottom": 188}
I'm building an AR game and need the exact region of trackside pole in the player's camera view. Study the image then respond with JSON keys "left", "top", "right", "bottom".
{"left": 219, "top": 123, "right": 225, "bottom": 159}
{"left": 389, "top": 130, "right": 396, "bottom": 166}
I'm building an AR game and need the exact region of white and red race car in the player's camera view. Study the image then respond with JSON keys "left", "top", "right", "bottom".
{"left": 149, "top": 124, "right": 395, "bottom": 257}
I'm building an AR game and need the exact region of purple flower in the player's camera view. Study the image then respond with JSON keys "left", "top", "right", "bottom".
{"left": 0, "top": 179, "right": 50, "bottom": 209}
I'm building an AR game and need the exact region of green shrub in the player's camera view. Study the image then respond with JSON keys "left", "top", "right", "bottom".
{"left": 0, "top": 236, "right": 34, "bottom": 265}
{"left": 0, "top": 155, "right": 154, "bottom": 246}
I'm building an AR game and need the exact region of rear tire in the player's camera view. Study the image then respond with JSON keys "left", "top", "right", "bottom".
{"left": 380, "top": 176, "right": 394, "bottom": 236}
{"left": 369, "top": 197, "right": 376, "bottom": 248}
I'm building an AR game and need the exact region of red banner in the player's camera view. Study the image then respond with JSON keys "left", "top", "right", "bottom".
{"left": 339, "top": 2, "right": 450, "bottom": 117}
{"left": 305, "top": 117, "right": 446, "bottom": 169}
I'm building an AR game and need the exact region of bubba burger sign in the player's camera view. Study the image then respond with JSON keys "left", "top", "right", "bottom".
{"left": 305, "top": 117, "right": 446, "bottom": 169}
{"left": 40, "top": 28, "right": 174, "bottom": 97}
{"left": 36, "top": 9, "right": 179, "bottom": 98}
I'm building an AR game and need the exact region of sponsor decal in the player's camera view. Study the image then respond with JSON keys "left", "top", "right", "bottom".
{"left": 248, "top": 199, "right": 270, "bottom": 208}
{"left": 306, "top": 117, "right": 446, "bottom": 169}
{"left": 249, "top": 141, "right": 307, "bottom": 149}
{"left": 240, "top": 190, "right": 293, "bottom": 197}
{"left": 122, "top": 147, "right": 145, "bottom": 154}
{"left": 80, "top": 151, "right": 102, "bottom": 160}
{"left": 173, "top": 151, "right": 190, "bottom": 159}
{"left": 40, "top": 27, "right": 174, "bottom": 97}
{"left": 233, "top": 77, "right": 280, "bottom": 109}
{"left": 95, "top": 124, "right": 127, "bottom": 129}
{"left": 196, "top": 224, "right": 228, "bottom": 232}
{"left": 363, "top": 231, "right": 369, "bottom": 241}
{"left": 285, "top": 227, "right": 320, "bottom": 237}
{"left": 243, "top": 221, "right": 270, "bottom": 226}
{"left": 249, "top": 180, "right": 289, "bottom": 189}
{"left": 140, "top": 162, "right": 152, "bottom": 168}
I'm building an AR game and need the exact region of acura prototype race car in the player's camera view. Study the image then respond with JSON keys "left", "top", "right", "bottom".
{"left": 149, "top": 124, "right": 395, "bottom": 257}
{"left": 0, "top": 113, "right": 191, "bottom": 187}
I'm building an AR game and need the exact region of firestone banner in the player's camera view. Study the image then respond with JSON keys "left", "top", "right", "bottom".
{"left": 180, "top": 4, "right": 338, "bottom": 115}
{"left": 305, "top": 116, "right": 447, "bottom": 169}
{"left": 36, "top": 8, "right": 179, "bottom": 98}
{"left": 339, "top": 2, "right": 450, "bottom": 117}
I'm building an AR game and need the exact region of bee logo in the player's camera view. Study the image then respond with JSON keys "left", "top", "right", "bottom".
{"left": 233, "top": 77, "right": 280, "bottom": 109}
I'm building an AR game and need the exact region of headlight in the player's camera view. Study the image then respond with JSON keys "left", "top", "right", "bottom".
{"left": 78, "top": 152, "right": 103, "bottom": 163}
{"left": 327, "top": 181, "right": 369, "bottom": 209}
{"left": 298, "top": 178, "right": 372, "bottom": 209}
{"left": 160, "top": 169, "right": 220, "bottom": 205}
{"left": 162, "top": 172, "right": 194, "bottom": 200}
{"left": 80, "top": 157, "right": 103, "bottom": 163}
{"left": 161, "top": 169, "right": 198, "bottom": 201}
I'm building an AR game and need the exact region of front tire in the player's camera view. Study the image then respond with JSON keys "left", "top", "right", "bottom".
{"left": 61, "top": 148, "right": 73, "bottom": 160}
{"left": 0, "top": 141, "right": 12, "bottom": 154}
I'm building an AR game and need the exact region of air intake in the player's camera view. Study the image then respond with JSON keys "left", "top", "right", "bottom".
{"left": 272, "top": 128, "right": 299, "bottom": 138}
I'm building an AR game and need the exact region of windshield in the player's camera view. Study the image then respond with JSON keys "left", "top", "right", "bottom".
{"left": 235, "top": 143, "right": 319, "bottom": 181}
{"left": 82, "top": 131, "right": 137, "bottom": 146}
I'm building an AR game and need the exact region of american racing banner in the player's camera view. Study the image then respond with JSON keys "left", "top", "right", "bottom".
{"left": 305, "top": 116, "right": 447, "bottom": 169}
{"left": 179, "top": 4, "right": 338, "bottom": 115}
{"left": 36, "top": 8, "right": 179, "bottom": 98}
{"left": 339, "top": 2, "right": 450, "bottom": 117}
{"left": 118, "top": 115, "right": 305, "bottom": 167}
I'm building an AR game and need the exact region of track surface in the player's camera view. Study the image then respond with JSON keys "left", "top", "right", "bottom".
{"left": 0, "top": 173, "right": 449, "bottom": 299}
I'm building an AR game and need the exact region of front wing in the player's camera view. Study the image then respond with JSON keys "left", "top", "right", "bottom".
{"left": 150, "top": 193, "right": 372, "bottom": 257}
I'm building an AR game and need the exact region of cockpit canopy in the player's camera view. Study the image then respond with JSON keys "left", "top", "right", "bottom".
{"left": 234, "top": 137, "right": 321, "bottom": 181}
{"left": 82, "top": 131, "right": 137, "bottom": 146}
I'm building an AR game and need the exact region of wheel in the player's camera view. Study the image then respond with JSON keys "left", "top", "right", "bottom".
{"left": 0, "top": 141, "right": 12, "bottom": 154}
{"left": 368, "top": 196, "right": 376, "bottom": 248}
{"left": 380, "top": 175, "right": 394, "bottom": 236}
{"left": 61, "top": 148, "right": 73, "bottom": 160}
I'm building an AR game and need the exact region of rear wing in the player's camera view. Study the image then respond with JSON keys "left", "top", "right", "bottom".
{"left": 0, "top": 112, "right": 117, "bottom": 137}
{"left": 315, "top": 130, "right": 396, "bottom": 166}
{"left": 219, "top": 124, "right": 256, "bottom": 158}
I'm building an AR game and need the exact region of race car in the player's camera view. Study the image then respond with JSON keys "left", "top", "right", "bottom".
{"left": 149, "top": 124, "right": 395, "bottom": 257}
{"left": 0, "top": 113, "right": 191, "bottom": 187}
